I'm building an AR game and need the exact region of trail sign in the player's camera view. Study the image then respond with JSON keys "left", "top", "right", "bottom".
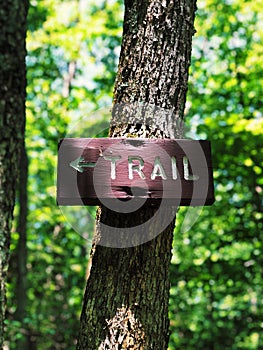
{"left": 57, "top": 138, "right": 214, "bottom": 206}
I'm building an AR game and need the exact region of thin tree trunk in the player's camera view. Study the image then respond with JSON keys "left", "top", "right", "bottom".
{"left": 14, "top": 142, "right": 29, "bottom": 349}
{"left": 77, "top": 0, "right": 196, "bottom": 349}
{"left": 0, "top": 1, "right": 28, "bottom": 347}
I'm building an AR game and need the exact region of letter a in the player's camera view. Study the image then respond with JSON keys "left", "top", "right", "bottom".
{"left": 151, "top": 157, "right": 167, "bottom": 180}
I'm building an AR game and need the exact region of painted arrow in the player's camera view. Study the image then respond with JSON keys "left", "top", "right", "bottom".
{"left": 69, "top": 156, "right": 96, "bottom": 173}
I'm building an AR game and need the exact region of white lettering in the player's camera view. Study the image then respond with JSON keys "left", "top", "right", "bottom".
{"left": 171, "top": 156, "right": 177, "bottom": 180}
{"left": 128, "top": 156, "right": 146, "bottom": 180}
{"left": 102, "top": 155, "right": 200, "bottom": 181}
{"left": 151, "top": 157, "right": 167, "bottom": 180}
{"left": 183, "top": 156, "right": 199, "bottom": 181}
{"left": 103, "top": 155, "right": 121, "bottom": 180}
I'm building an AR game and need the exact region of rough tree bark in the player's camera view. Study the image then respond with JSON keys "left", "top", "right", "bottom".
{"left": 77, "top": 0, "right": 197, "bottom": 349}
{"left": 0, "top": 0, "right": 28, "bottom": 347}
{"left": 14, "top": 143, "right": 29, "bottom": 349}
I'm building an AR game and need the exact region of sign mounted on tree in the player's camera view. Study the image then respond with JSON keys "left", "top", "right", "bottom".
{"left": 57, "top": 138, "right": 214, "bottom": 206}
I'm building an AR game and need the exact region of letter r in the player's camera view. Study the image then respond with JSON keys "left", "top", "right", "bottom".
{"left": 128, "top": 156, "right": 146, "bottom": 180}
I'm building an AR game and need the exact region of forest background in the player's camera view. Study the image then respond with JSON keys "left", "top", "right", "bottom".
{"left": 5, "top": 0, "right": 263, "bottom": 349}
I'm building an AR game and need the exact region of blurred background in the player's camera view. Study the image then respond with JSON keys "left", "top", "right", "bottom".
{"left": 5, "top": 0, "right": 263, "bottom": 349}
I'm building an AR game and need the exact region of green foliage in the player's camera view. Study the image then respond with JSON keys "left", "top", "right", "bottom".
{"left": 169, "top": 0, "right": 263, "bottom": 348}
{"left": 6, "top": 0, "right": 122, "bottom": 349}
{"left": 5, "top": 0, "right": 263, "bottom": 348}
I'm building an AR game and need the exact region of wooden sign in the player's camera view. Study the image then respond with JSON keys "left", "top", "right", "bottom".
{"left": 57, "top": 138, "right": 214, "bottom": 206}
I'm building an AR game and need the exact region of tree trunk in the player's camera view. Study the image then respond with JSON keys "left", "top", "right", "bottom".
{"left": 77, "top": 0, "right": 196, "bottom": 349}
{"left": 14, "top": 142, "right": 29, "bottom": 349}
{"left": 0, "top": 0, "right": 28, "bottom": 347}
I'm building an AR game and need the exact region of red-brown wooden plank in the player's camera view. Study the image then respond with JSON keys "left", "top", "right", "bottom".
{"left": 57, "top": 138, "right": 215, "bottom": 206}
